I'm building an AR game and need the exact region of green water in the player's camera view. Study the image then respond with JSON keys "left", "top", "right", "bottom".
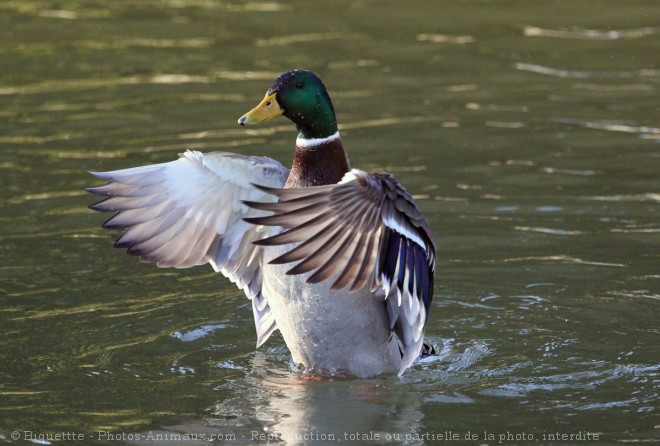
{"left": 1, "top": 1, "right": 658, "bottom": 444}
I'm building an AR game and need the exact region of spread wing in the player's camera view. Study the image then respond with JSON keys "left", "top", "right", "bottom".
{"left": 244, "top": 169, "right": 436, "bottom": 374}
{"left": 86, "top": 150, "right": 289, "bottom": 346}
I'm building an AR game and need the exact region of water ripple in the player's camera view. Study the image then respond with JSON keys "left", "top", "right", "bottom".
{"left": 552, "top": 117, "right": 660, "bottom": 139}
{"left": 255, "top": 32, "right": 357, "bottom": 47}
{"left": 491, "top": 256, "right": 627, "bottom": 268}
{"left": 514, "top": 62, "right": 659, "bottom": 79}
{"left": 581, "top": 193, "right": 660, "bottom": 203}
{"left": 171, "top": 324, "right": 227, "bottom": 342}
{"left": 486, "top": 362, "right": 660, "bottom": 403}
{"left": 523, "top": 26, "right": 660, "bottom": 41}
{"left": 38, "top": 9, "right": 79, "bottom": 19}
{"left": 540, "top": 167, "right": 596, "bottom": 176}
{"left": 416, "top": 33, "right": 475, "bottom": 44}
{"left": 513, "top": 226, "right": 584, "bottom": 236}
{"left": 0, "top": 71, "right": 280, "bottom": 96}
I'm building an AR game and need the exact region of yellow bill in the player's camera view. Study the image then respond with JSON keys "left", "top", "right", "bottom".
{"left": 238, "top": 92, "right": 283, "bottom": 125}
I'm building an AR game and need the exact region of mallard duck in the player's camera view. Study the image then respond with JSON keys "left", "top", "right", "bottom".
{"left": 87, "top": 70, "right": 436, "bottom": 378}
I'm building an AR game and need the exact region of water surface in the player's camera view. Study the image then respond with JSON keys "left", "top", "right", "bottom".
{"left": 1, "top": 1, "right": 658, "bottom": 444}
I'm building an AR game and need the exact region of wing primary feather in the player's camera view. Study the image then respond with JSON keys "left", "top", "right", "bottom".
{"left": 298, "top": 196, "right": 373, "bottom": 282}
{"left": 113, "top": 207, "right": 185, "bottom": 249}
{"left": 332, "top": 199, "right": 381, "bottom": 291}
{"left": 351, "top": 227, "right": 379, "bottom": 292}
{"left": 126, "top": 216, "right": 188, "bottom": 257}
{"left": 331, "top": 229, "right": 369, "bottom": 290}
{"left": 353, "top": 200, "right": 384, "bottom": 289}
{"left": 305, "top": 228, "right": 356, "bottom": 283}
{"left": 252, "top": 182, "right": 340, "bottom": 200}
{"left": 267, "top": 218, "right": 340, "bottom": 264}
{"left": 281, "top": 224, "right": 348, "bottom": 275}
{"left": 251, "top": 213, "right": 330, "bottom": 246}
{"left": 243, "top": 201, "right": 328, "bottom": 227}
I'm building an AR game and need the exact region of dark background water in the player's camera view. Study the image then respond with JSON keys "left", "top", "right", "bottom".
{"left": 1, "top": 1, "right": 658, "bottom": 444}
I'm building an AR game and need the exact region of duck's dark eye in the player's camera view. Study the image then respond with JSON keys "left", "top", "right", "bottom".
{"left": 295, "top": 82, "right": 304, "bottom": 89}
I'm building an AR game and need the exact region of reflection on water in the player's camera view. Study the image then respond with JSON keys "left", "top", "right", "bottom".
{"left": 1, "top": 0, "right": 659, "bottom": 444}
{"left": 128, "top": 345, "right": 466, "bottom": 446}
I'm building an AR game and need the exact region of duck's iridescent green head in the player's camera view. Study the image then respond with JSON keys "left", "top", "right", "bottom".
{"left": 238, "top": 70, "right": 338, "bottom": 140}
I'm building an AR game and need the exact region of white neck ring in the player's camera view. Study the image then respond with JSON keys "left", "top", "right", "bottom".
{"left": 296, "top": 131, "right": 341, "bottom": 149}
